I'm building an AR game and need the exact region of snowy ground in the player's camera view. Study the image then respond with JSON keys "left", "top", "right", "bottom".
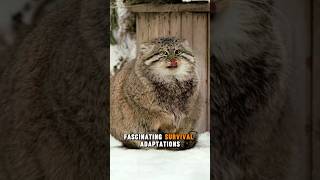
{"left": 110, "top": 132, "right": 210, "bottom": 180}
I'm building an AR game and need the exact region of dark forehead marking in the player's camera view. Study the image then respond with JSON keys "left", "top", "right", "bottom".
{"left": 152, "top": 37, "right": 180, "bottom": 45}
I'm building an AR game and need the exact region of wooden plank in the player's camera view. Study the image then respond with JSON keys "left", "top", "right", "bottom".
{"left": 312, "top": 0, "right": 320, "bottom": 179}
{"left": 158, "top": 13, "right": 170, "bottom": 37}
{"left": 192, "top": 13, "right": 208, "bottom": 131}
{"left": 181, "top": 12, "right": 193, "bottom": 47}
{"left": 136, "top": 13, "right": 149, "bottom": 43}
{"left": 148, "top": 13, "right": 159, "bottom": 40}
{"left": 128, "top": 3, "right": 210, "bottom": 13}
{"left": 169, "top": 13, "right": 182, "bottom": 38}
{"left": 144, "top": 13, "right": 151, "bottom": 41}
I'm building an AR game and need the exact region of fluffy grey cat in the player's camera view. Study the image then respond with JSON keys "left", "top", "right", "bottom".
{"left": 113, "top": 0, "right": 290, "bottom": 179}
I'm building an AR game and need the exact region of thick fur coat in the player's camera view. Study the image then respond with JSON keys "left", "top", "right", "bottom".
{"left": 111, "top": 38, "right": 201, "bottom": 149}
{"left": 0, "top": 0, "right": 108, "bottom": 179}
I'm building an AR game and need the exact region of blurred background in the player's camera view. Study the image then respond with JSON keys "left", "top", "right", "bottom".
{"left": 273, "top": 1, "right": 319, "bottom": 180}
{"left": 0, "top": 0, "right": 64, "bottom": 46}
{"left": 0, "top": 0, "right": 28, "bottom": 44}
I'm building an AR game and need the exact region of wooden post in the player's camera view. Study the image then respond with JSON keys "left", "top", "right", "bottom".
{"left": 128, "top": 3, "right": 210, "bottom": 132}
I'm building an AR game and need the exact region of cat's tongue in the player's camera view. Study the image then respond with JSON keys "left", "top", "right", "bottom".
{"left": 169, "top": 59, "right": 178, "bottom": 68}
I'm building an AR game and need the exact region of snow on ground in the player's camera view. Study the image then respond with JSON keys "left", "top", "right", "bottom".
{"left": 110, "top": 132, "right": 210, "bottom": 180}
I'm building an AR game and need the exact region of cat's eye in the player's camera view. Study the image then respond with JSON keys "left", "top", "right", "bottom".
{"left": 160, "top": 51, "right": 168, "bottom": 56}
{"left": 175, "top": 49, "right": 182, "bottom": 55}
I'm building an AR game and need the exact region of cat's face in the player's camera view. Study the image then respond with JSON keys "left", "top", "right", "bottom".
{"left": 138, "top": 37, "right": 197, "bottom": 82}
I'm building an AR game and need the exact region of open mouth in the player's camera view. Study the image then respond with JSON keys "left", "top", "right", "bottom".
{"left": 167, "top": 59, "right": 178, "bottom": 69}
{"left": 167, "top": 65, "right": 178, "bottom": 69}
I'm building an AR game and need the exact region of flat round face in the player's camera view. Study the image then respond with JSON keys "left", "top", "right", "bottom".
{"left": 139, "top": 37, "right": 197, "bottom": 82}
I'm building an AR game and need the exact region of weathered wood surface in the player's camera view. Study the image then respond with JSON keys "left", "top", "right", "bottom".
{"left": 128, "top": 3, "right": 210, "bottom": 13}
{"left": 136, "top": 11, "right": 210, "bottom": 132}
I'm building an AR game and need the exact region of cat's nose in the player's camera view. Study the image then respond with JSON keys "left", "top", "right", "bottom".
{"left": 167, "top": 59, "right": 178, "bottom": 68}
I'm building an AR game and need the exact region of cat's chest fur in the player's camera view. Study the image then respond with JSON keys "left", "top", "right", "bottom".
{"left": 152, "top": 79, "right": 196, "bottom": 113}
{"left": 151, "top": 79, "right": 196, "bottom": 126}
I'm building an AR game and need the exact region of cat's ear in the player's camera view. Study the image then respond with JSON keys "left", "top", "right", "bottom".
{"left": 181, "top": 39, "right": 193, "bottom": 52}
{"left": 181, "top": 39, "right": 190, "bottom": 46}
{"left": 139, "top": 42, "right": 155, "bottom": 55}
